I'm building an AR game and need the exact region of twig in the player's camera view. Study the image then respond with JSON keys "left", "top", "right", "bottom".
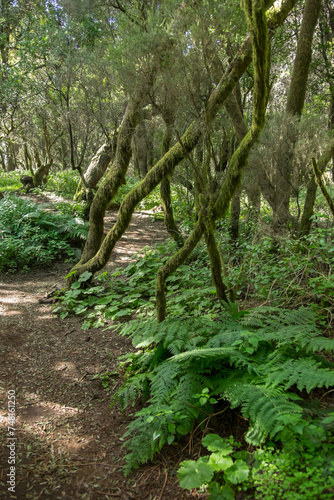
{"left": 158, "top": 470, "right": 168, "bottom": 500}
{"left": 180, "top": 406, "right": 230, "bottom": 456}
{"left": 319, "top": 388, "right": 334, "bottom": 402}
{"left": 77, "top": 372, "right": 90, "bottom": 383}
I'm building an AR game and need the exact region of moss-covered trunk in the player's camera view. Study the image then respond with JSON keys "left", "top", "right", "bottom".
{"left": 160, "top": 116, "right": 184, "bottom": 247}
{"left": 312, "top": 157, "right": 334, "bottom": 217}
{"left": 33, "top": 160, "right": 53, "bottom": 187}
{"left": 74, "top": 98, "right": 143, "bottom": 269}
{"left": 204, "top": 217, "right": 228, "bottom": 302}
{"left": 156, "top": 219, "right": 205, "bottom": 322}
{"left": 74, "top": 140, "right": 116, "bottom": 202}
{"left": 298, "top": 138, "right": 334, "bottom": 236}
{"left": 155, "top": 0, "right": 271, "bottom": 321}
{"left": 229, "top": 189, "right": 241, "bottom": 244}
{"left": 132, "top": 118, "right": 149, "bottom": 178}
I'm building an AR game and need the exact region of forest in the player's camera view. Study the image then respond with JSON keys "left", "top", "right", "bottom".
{"left": 1, "top": 0, "right": 334, "bottom": 498}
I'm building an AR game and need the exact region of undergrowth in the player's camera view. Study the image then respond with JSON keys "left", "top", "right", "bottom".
{"left": 0, "top": 171, "right": 25, "bottom": 192}
{"left": 111, "top": 304, "right": 334, "bottom": 478}
{"left": 55, "top": 241, "right": 221, "bottom": 328}
{"left": 0, "top": 194, "right": 88, "bottom": 272}
{"left": 219, "top": 217, "right": 334, "bottom": 312}
{"left": 177, "top": 418, "right": 334, "bottom": 499}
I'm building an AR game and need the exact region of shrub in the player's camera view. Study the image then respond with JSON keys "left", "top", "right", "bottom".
{"left": 0, "top": 194, "right": 88, "bottom": 272}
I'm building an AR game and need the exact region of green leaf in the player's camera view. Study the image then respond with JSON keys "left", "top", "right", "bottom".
{"left": 115, "top": 309, "right": 132, "bottom": 318}
{"left": 167, "top": 435, "right": 175, "bottom": 444}
{"left": 202, "top": 434, "right": 233, "bottom": 454}
{"left": 152, "top": 431, "right": 161, "bottom": 441}
{"left": 178, "top": 459, "right": 214, "bottom": 490}
{"left": 208, "top": 452, "right": 233, "bottom": 472}
{"left": 92, "top": 319, "right": 105, "bottom": 328}
{"left": 225, "top": 460, "right": 249, "bottom": 484}
{"left": 86, "top": 295, "right": 100, "bottom": 306}
{"left": 78, "top": 271, "right": 93, "bottom": 282}
{"left": 208, "top": 482, "right": 235, "bottom": 500}
{"left": 81, "top": 320, "right": 92, "bottom": 330}
{"left": 97, "top": 296, "right": 113, "bottom": 305}
{"left": 71, "top": 281, "right": 81, "bottom": 289}
{"left": 322, "top": 413, "right": 334, "bottom": 424}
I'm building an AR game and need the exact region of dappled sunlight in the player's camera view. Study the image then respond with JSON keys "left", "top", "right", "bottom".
{"left": 52, "top": 361, "right": 79, "bottom": 382}
{"left": 0, "top": 412, "right": 7, "bottom": 429}
{"left": 0, "top": 293, "right": 35, "bottom": 305}
{"left": 0, "top": 308, "right": 21, "bottom": 316}
{"left": 37, "top": 313, "right": 55, "bottom": 320}
{"left": 53, "top": 361, "right": 76, "bottom": 372}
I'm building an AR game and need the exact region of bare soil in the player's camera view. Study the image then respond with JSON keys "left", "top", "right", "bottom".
{"left": 0, "top": 201, "right": 194, "bottom": 500}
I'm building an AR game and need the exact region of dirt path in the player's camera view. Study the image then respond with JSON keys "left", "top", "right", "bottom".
{"left": 0, "top": 210, "right": 189, "bottom": 500}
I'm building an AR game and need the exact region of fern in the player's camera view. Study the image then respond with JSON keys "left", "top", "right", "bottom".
{"left": 265, "top": 358, "right": 334, "bottom": 392}
{"left": 113, "top": 305, "right": 334, "bottom": 472}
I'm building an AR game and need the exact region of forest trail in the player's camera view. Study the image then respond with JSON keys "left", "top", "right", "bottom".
{"left": 0, "top": 208, "right": 187, "bottom": 499}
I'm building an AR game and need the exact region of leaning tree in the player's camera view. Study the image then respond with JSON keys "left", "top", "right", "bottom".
{"left": 66, "top": 0, "right": 298, "bottom": 306}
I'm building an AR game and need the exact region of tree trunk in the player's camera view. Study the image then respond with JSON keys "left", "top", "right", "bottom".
{"left": 272, "top": 0, "right": 322, "bottom": 230}
{"left": 74, "top": 141, "right": 116, "bottom": 202}
{"left": 6, "top": 155, "right": 15, "bottom": 172}
{"left": 155, "top": 0, "right": 271, "bottom": 320}
{"left": 156, "top": 220, "right": 205, "bottom": 322}
{"left": 132, "top": 118, "right": 149, "bottom": 178}
{"left": 74, "top": 97, "right": 143, "bottom": 269}
{"left": 33, "top": 160, "right": 53, "bottom": 187}
{"left": 24, "top": 144, "right": 33, "bottom": 174}
{"left": 312, "top": 157, "right": 334, "bottom": 216}
{"left": 160, "top": 115, "right": 184, "bottom": 247}
{"left": 298, "top": 137, "right": 334, "bottom": 236}
{"left": 229, "top": 189, "right": 241, "bottom": 244}
{"left": 224, "top": 93, "right": 248, "bottom": 243}
{"left": 0, "top": 150, "right": 5, "bottom": 170}
{"left": 204, "top": 216, "right": 228, "bottom": 302}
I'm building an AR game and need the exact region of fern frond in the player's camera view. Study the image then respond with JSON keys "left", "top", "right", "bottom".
{"left": 265, "top": 358, "right": 334, "bottom": 392}
{"left": 112, "top": 373, "right": 150, "bottom": 410}
{"left": 150, "top": 362, "right": 182, "bottom": 404}
{"left": 169, "top": 347, "right": 238, "bottom": 362}
{"left": 116, "top": 304, "right": 334, "bottom": 473}
{"left": 224, "top": 383, "right": 303, "bottom": 443}
{"left": 306, "top": 337, "right": 334, "bottom": 353}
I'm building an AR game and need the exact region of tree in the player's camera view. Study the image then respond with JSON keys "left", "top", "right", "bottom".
{"left": 256, "top": 0, "right": 322, "bottom": 232}
{"left": 67, "top": 0, "right": 297, "bottom": 288}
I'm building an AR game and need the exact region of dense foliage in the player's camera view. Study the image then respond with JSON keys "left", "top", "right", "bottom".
{"left": 0, "top": 194, "right": 88, "bottom": 272}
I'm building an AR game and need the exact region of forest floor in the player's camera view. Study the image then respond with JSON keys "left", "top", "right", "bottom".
{"left": 0, "top": 195, "right": 197, "bottom": 500}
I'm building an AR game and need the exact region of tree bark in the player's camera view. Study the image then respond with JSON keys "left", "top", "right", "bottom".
{"left": 298, "top": 138, "right": 334, "bottom": 236}
{"left": 160, "top": 115, "right": 184, "bottom": 247}
{"left": 75, "top": 97, "right": 143, "bottom": 269}
{"left": 132, "top": 118, "right": 149, "bottom": 178}
{"left": 74, "top": 140, "right": 116, "bottom": 202}
{"left": 229, "top": 188, "right": 241, "bottom": 243}
{"left": 156, "top": 220, "right": 205, "bottom": 322}
{"left": 204, "top": 215, "right": 228, "bottom": 302}
{"left": 33, "top": 159, "right": 53, "bottom": 187}
{"left": 312, "top": 157, "right": 334, "bottom": 216}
